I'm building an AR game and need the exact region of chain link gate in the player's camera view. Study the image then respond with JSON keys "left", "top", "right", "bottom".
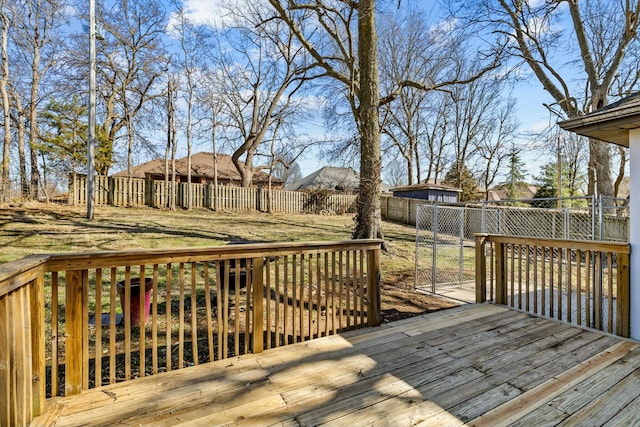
{"left": 416, "top": 205, "right": 476, "bottom": 293}
{"left": 415, "top": 196, "right": 629, "bottom": 296}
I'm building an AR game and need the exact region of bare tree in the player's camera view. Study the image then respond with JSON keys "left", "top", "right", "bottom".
{"left": 212, "top": 2, "right": 309, "bottom": 188}
{"left": 94, "top": 0, "right": 168, "bottom": 180}
{"left": 451, "top": 0, "right": 640, "bottom": 197}
{"left": 169, "top": 1, "right": 212, "bottom": 210}
{"left": 0, "top": 0, "right": 10, "bottom": 202}
{"left": 9, "top": 0, "right": 67, "bottom": 200}
{"left": 476, "top": 97, "right": 518, "bottom": 199}
{"left": 267, "top": 0, "right": 501, "bottom": 242}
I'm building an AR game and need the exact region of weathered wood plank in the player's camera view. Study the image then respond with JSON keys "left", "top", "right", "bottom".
{"left": 469, "top": 340, "right": 638, "bottom": 427}
{"left": 65, "top": 270, "right": 85, "bottom": 396}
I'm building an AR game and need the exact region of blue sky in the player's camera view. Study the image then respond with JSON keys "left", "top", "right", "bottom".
{"left": 167, "top": 0, "right": 560, "bottom": 182}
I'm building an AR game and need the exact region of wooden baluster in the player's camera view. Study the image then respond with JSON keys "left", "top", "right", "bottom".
{"left": 245, "top": 259, "right": 251, "bottom": 354}
{"left": 331, "top": 252, "right": 337, "bottom": 335}
{"left": 139, "top": 265, "right": 146, "bottom": 377}
{"left": 494, "top": 242, "right": 507, "bottom": 306}
{"left": 178, "top": 263, "right": 185, "bottom": 367}
{"left": 152, "top": 264, "right": 159, "bottom": 374}
{"left": 222, "top": 260, "right": 230, "bottom": 358}
{"left": 0, "top": 293, "right": 9, "bottom": 423}
{"left": 367, "top": 247, "right": 381, "bottom": 327}
{"left": 123, "top": 267, "right": 132, "bottom": 380}
{"left": 594, "top": 251, "right": 602, "bottom": 330}
{"left": 576, "top": 251, "right": 582, "bottom": 326}
{"left": 65, "top": 270, "right": 86, "bottom": 396}
{"left": 339, "top": 252, "right": 344, "bottom": 330}
{"left": 274, "top": 257, "right": 281, "bottom": 348}
{"left": 266, "top": 258, "right": 272, "bottom": 349}
{"left": 165, "top": 263, "right": 173, "bottom": 372}
{"left": 585, "top": 251, "right": 591, "bottom": 328}
{"left": 234, "top": 259, "right": 240, "bottom": 356}
{"left": 292, "top": 255, "right": 297, "bottom": 343}
{"left": 533, "top": 246, "right": 538, "bottom": 314}
{"left": 541, "top": 248, "right": 546, "bottom": 317}
{"left": 283, "top": 256, "right": 289, "bottom": 346}
{"left": 190, "top": 263, "right": 198, "bottom": 365}
{"left": 109, "top": 268, "right": 117, "bottom": 383}
{"left": 252, "top": 257, "right": 264, "bottom": 353}
{"left": 51, "top": 272, "right": 59, "bottom": 395}
{"left": 323, "top": 253, "right": 329, "bottom": 337}
{"left": 299, "top": 254, "right": 305, "bottom": 341}
{"left": 557, "top": 248, "right": 563, "bottom": 320}
{"left": 203, "top": 262, "right": 213, "bottom": 362}
{"left": 215, "top": 261, "right": 223, "bottom": 360}
{"left": 94, "top": 269, "right": 102, "bottom": 387}
{"left": 616, "top": 252, "right": 630, "bottom": 337}
{"left": 567, "top": 250, "right": 572, "bottom": 323}
{"left": 475, "top": 234, "right": 487, "bottom": 304}
{"left": 607, "top": 253, "right": 614, "bottom": 334}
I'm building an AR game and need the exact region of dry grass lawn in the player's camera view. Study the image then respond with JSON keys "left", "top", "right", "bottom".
{"left": 0, "top": 203, "right": 457, "bottom": 320}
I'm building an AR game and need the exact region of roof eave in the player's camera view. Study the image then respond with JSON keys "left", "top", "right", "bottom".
{"left": 558, "top": 103, "right": 640, "bottom": 148}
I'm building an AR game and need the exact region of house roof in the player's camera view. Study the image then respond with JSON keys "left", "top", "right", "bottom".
{"left": 390, "top": 182, "right": 462, "bottom": 193}
{"left": 489, "top": 183, "right": 539, "bottom": 201}
{"left": 286, "top": 166, "right": 360, "bottom": 191}
{"left": 558, "top": 92, "right": 640, "bottom": 147}
{"left": 112, "top": 152, "right": 280, "bottom": 184}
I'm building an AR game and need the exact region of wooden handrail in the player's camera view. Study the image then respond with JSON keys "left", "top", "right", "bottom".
{"left": 0, "top": 239, "right": 382, "bottom": 427}
{"left": 475, "top": 233, "right": 631, "bottom": 337}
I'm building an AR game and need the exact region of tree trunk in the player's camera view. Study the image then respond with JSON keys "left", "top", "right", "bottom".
{"left": 28, "top": 42, "right": 41, "bottom": 201}
{"left": 352, "top": 0, "right": 384, "bottom": 244}
{"left": 0, "top": 4, "right": 9, "bottom": 203}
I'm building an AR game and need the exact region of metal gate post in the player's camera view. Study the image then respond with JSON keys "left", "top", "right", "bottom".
{"left": 459, "top": 209, "right": 464, "bottom": 285}
{"left": 432, "top": 204, "right": 438, "bottom": 294}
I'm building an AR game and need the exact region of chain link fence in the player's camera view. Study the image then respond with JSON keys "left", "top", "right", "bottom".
{"left": 416, "top": 196, "right": 629, "bottom": 294}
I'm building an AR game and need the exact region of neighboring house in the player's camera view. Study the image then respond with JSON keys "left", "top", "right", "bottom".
{"left": 390, "top": 182, "right": 462, "bottom": 203}
{"left": 112, "top": 152, "right": 282, "bottom": 188}
{"left": 487, "top": 183, "right": 539, "bottom": 201}
{"left": 286, "top": 166, "right": 359, "bottom": 193}
{"left": 286, "top": 166, "right": 391, "bottom": 194}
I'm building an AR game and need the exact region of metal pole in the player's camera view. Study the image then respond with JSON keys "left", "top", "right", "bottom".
{"left": 432, "top": 204, "right": 438, "bottom": 294}
{"left": 87, "top": 0, "right": 96, "bottom": 220}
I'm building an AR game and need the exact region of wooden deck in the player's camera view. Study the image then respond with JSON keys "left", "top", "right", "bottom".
{"left": 32, "top": 304, "right": 640, "bottom": 427}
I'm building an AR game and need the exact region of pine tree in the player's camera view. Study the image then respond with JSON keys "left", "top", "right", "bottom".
{"left": 505, "top": 146, "right": 527, "bottom": 200}
{"left": 444, "top": 161, "right": 480, "bottom": 202}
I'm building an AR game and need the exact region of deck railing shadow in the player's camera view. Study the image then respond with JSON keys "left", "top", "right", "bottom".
{"left": 0, "top": 239, "right": 382, "bottom": 427}
{"left": 475, "top": 234, "right": 630, "bottom": 337}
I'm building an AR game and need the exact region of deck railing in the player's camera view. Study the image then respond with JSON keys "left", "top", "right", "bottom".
{"left": 475, "top": 234, "right": 630, "bottom": 337}
{"left": 0, "top": 240, "right": 382, "bottom": 427}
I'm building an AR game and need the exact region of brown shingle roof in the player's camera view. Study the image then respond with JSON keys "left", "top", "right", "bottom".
{"left": 112, "top": 152, "right": 280, "bottom": 185}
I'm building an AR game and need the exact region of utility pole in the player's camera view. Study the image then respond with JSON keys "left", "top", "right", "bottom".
{"left": 87, "top": 0, "right": 96, "bottom": 219}
{"left": 557, "top": 136, "right": 562, "bottom": 209}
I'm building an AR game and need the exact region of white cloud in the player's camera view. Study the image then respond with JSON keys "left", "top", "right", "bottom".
{"left": 170, "top": 0, "right": 230, "bottom": 30}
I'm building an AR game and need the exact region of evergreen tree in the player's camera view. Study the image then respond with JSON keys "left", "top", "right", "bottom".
{"left": 443, "top": 161, "right": 480, "bottom": 202}
{"left": 505, "top": 146, "right": 527, "bottom": 200}
{"left": 532, "top": 163, "right": 558, "bottom": 208}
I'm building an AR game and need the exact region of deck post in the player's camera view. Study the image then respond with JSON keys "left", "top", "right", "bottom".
{"left": 494, "top": 241, "right": 507, "bottom": 305}
{"left": 29, "top": 276, "right": 46, "bottom": 416}
{"left": 252, "top": 258, "right": 265, "bottom": 353}
{"left": 617, "top": 252, "right": 631, "bottom": 337}
{"left": 367, "top": 247, "right": 381, "bottom": 326}
{"left": 65, "top": 270, "right": 86, "bottom": 396}
{"left": 630, "top": 128, "right": 640, "bottom": 339}
{"left": 475, "top": 234, "right": 488, "bottom": 303}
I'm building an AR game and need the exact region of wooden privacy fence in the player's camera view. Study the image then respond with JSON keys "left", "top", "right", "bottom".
{"left": 0, "top": 240, "right": 382, "bottom": 427}
{"left": 69, "top": 175, "right": 357, "bottom": 214}
{"left": 475, "top": 234, "right": 630, "bottom": 337}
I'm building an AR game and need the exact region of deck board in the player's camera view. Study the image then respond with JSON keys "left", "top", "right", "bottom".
{"left": 31, "top": 304, "right": 640, "bottom": 427}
